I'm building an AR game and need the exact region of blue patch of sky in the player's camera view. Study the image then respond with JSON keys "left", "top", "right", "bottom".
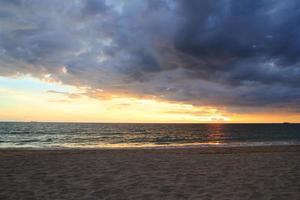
{"left": 0, "top": 76, "right": 74, "bottom": 93}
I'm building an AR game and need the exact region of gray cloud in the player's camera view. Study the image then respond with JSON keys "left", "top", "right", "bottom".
{"left": 47, "top": 90, "right": 82, "bottom": 99}
{"left": 0, "top": 0, "right": 300, "bottom": 113}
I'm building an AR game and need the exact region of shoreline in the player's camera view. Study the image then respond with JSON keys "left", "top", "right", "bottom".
{"left": 0, "top": 141, "right": 300, "bottom": 151}
{"left": 1, "top": 140, "right": 300, "bottom": 151}
{"left": 1, "top": 145, "right": 300, "bottom": 155}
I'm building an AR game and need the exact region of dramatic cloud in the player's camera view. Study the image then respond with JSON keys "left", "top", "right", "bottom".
{"left": 0, "top": 0, "right": 300, "bottom": 113}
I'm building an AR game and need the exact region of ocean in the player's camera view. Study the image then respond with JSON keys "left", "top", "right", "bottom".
{"left": 0, "top": 122, "right": 300, "bottom": 149}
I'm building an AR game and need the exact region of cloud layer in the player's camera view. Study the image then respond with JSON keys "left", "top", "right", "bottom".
{"left": 0, "top": 0, "right": 300, "bottom": 113}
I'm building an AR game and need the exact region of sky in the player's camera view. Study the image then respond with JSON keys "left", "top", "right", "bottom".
{"left": 0, "top": 0, "right": 300, "bottom": 123}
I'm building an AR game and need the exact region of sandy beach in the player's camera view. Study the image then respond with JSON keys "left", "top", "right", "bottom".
{"left": 0, "top": 146, "right": 300, "bottom": 200}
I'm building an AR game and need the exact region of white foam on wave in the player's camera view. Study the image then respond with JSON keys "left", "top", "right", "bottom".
{"left": 1, "top": 140, "right": 300, "bottom": 150}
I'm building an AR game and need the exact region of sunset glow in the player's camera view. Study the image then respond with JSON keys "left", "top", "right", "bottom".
{"left": 0, "top": 76, "right": 231, "bottom": 123}
{"left": 1, "top": 76, "right": 299, "bottom": 123}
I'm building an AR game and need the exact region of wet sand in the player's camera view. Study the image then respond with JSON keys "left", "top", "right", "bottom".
{"left": 0, "top": 146, "right": 300, "bottom": 200}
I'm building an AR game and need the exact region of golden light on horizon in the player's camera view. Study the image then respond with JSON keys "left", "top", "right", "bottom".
{"left": 0, "top": 76, "right": 231, "bottom": 123}
{"left": 0, "top": 76, "right": 299, "bottom": 123}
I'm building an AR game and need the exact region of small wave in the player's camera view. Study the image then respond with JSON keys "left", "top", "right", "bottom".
{"left": 8, "top": 131, "right": 31, "bottom": 134}
{"left": 17, "top": 139, "right": 41, "bottom": 143}
{"left": 5, "top": 140, "right": 299, "bottom": 150}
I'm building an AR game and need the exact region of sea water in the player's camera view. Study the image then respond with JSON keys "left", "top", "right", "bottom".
{"left": 0, "top": 122, "right": 299, "bottom": 149}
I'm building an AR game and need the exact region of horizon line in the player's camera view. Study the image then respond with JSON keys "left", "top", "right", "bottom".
{"left": 0, "top": 121, "right": 298, "bottom": 124}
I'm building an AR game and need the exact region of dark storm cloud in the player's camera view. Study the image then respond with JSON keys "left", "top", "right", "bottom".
{"left": 82, "top": 0, "right": 108, "bottom": 16}
{"left": 174, "top": 0, "right": 300, "bottom": 83}
{"left": 0, "top": 0, "right": 299, "bottom": 112}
